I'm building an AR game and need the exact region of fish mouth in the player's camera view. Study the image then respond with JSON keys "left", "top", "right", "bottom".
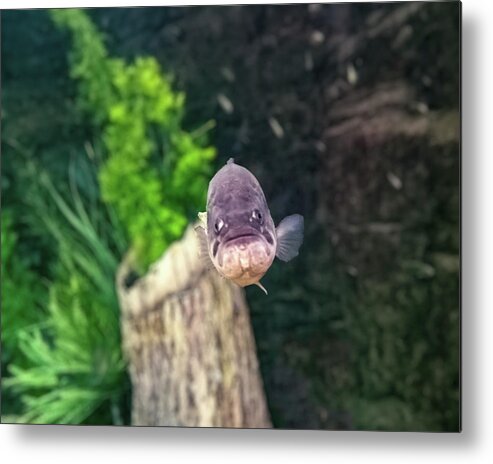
{"left": 217, "top": 230, "right": 275, "bottom": 278}
{"left": 216, "top": 229, "right": 270, "bottom": 268}
{"left": 224, "top": 232, "right": 260, "bottom": 244}
{"left": 212, "top": 232, "right": 261, "bottom": 260}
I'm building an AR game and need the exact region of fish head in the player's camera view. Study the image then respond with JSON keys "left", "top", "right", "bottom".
{"left": 206, "top": 185, "right": 277, "bottom": 286}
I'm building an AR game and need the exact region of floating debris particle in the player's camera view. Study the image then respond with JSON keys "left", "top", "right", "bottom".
{"left": 221, "top": 67, "right": 235, "bottom": 82}
{"left": 386, "top": 172, "right": 403, "bottom": 190}
{"left": 414, "top": 101, "right": 429, "bottom": 114}
{"left": 393, "top": 25, "right": 413, "bottom": 48}
{"left": 310, "top": 30, "right": 325, "bottom": 45}
{"left": 315, "top": 141, "right": 326, "bottom": 153}
{"left": 422, "top": 75, "right": 432, "bottom": 86}
{"left": 404, "top": 260, "right": 436, "bottom": 279}
{"left": 268, "top": 117, "right": 285, "bottom": 139}
{"left": 308, "top": 4, "right": 322, "bottom": 14}
{"left": 217, "top": 93, "right": 234, "bottom": 114}
{"left": 347, "top": 63, "right": 358, "bottom": 85}
{"left": 304, "top": 51, "right": 314, "bottom": 71}
{"left": 346, "top": 265, "right": 358, "bottom": 277}
{"left": 432, "top": 253, "right": 459, "bottom": 273}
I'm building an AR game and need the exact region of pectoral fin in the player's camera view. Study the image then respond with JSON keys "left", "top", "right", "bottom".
{"left": 194, "top": 224, "right": 215, "bottom": 270}
{"left": 275, "top": 214, "right": 304, "bottom": 262}
{"left": 198, "top": 211, "right": 208, "bottom": 228}
{"left": 255, "top": 281, "right": 268, "bottom": 295}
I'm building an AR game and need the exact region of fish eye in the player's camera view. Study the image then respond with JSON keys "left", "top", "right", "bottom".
{"left": 252, "top": 209, "right": 263, "bottom": 223}
{"left": 214, "top": 218, "right": 224, "bottom": 233}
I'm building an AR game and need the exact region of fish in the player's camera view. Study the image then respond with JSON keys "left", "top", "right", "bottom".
{"left": 195, "top": 158, "right": 304, "bottom": 294}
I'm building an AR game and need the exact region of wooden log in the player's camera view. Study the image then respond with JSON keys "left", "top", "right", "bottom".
{"left": 116, "top": 224, "right": 271, "bottom": 428}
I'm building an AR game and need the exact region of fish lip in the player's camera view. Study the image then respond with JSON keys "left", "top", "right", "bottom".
{"left": 224, "top": 232, "right": 260, "bottom": 244}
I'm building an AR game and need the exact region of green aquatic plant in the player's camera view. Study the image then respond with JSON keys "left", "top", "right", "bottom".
{"left": 4, "top": 165, "right": 129, "bottom": 424}
{"left": 5, "top": 9, "right": 216, "bottom": 423}
{"left": 1, "top": 210, "right": 46, "bottom": 368}
{"left": 6, "top": 272, "right": 125, "bottom": 424}
{"left": 51, "top": 9, "right": 216, "bottom": 269}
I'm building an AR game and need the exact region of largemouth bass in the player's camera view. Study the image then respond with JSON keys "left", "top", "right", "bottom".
{"left": 195, "top": 158, "right": 304, "bottom": 294}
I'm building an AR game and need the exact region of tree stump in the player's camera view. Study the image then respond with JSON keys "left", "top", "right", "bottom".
{"left": 116, "top": 225, "right": 271, "bottom": 428}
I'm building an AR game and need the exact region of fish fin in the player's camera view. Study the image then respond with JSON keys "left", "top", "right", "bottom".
{"left": 275, "top": 214, "right": 304, "bottom": 262}
{"left": 255, "top": 281, "right": 268, "bottom": 295}
{"left": 227, "top": 157, "right": 235, "bottom": 165}
{"left": 197, "top": 211, "right": 208, "bottom": 228}
{"left": 194, "top": 224, "right": 215, "bottom": 270}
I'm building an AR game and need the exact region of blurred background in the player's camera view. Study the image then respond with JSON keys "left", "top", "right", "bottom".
{"left": 1, "top": 2, "right": 460, "bottom": 431}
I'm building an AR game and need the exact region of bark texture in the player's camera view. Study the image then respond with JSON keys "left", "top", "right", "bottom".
{"left": 117, "top": 225, "right": 271, "bottom": 428}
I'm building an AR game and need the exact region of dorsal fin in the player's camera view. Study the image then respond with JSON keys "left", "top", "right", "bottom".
{"left": 227, "top": 157, "right": 235, "bottom": 165}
